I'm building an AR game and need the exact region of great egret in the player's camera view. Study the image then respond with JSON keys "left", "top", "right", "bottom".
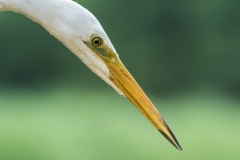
{"left": 0, "top": 0, "right": 182, "bottom": 151}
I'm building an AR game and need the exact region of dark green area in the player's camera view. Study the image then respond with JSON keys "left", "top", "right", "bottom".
{"left": 0, "top": 0, "right": 239, "bottom": 96}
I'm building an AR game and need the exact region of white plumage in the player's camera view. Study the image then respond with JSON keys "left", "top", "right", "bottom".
{"left": 0, "top": 0, "right": 182, "bottom": 150}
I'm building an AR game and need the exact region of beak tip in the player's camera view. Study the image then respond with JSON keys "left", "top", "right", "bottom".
{"left": 158, "top": 118, "right": 182, "bottom": 151}
{"left": 158, "top": 129, "right": 182, "bottom": 151}
{"left": 176, "top": 144, "right": 183, "bottom": 151}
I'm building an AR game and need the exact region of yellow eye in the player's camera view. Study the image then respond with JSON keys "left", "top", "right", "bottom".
{"left": 92, "top": 37, "right": 102, "bottom": 46}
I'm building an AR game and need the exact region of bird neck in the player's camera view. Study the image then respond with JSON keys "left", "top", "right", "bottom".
{"left": 0, "top": 0, "right": 81, "bottom": 35}
{"left": 0, "top": 0, "right": 72, "bottom": 12}
{"left": 0, "top": 0, "right": 94, "bottom": 59}
{"left": 0, "top": 0, "right": 87, "bottom": 63}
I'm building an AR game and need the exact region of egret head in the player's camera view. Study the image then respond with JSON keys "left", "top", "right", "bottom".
{"left": 49, "top": 2, "right": 182, "bottom": 150}
{"left": 51, "top": 4, "right": 124, "bottom": 95}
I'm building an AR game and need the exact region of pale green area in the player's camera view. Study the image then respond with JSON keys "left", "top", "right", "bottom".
{"left": 0, "top": 86, "right": 239, "bottom": 160}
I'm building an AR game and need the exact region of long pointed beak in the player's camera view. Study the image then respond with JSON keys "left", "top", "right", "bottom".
{"left": 106, "top": 59, "right": 182, "bottom": 151}
{"left": 83, "top": 37, "right": 182, "bottom": 150}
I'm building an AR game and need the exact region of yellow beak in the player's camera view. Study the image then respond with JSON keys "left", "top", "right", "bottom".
{"left": 83, "top": 36, "right": 182, "bottom": 150}
{"left": 105, "top": 58, "right": 182, "bottom": 151}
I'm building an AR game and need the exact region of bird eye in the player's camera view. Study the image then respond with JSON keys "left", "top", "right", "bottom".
{"left": 92, "top": 37, "right": 102, "bottom": 46}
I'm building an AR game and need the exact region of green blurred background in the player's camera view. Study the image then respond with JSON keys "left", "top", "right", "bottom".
{"left": 0, "top": 0, "right": 240, "bottom": 159}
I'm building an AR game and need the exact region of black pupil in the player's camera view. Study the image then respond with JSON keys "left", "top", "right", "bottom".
{"left": 94, "top": 39, "right": 100, "bottom": 45}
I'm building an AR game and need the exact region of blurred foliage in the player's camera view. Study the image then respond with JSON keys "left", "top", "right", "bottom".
{"left": 0, "top": 87, "right": 240, "bottom": 160}
{"left": 0, "top": 0, "right": 240, "bottom": 96}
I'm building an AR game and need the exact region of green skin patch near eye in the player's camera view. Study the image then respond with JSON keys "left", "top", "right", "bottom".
{"left": 83, "top": 34, "right": 118, "bottom": 64}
